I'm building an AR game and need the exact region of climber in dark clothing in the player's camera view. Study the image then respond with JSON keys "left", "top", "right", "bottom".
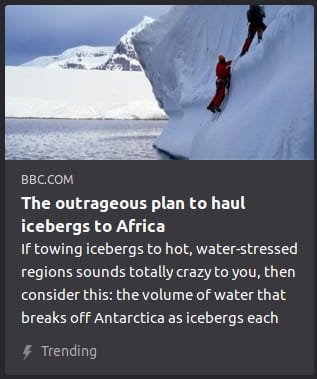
{"left": 240, "top": 5, "right": 267, "bottom": 56}
{"left": 207, "top": 55, "right": 232, "bottom": 113}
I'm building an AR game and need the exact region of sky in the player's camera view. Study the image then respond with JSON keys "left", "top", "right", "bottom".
{"left": 5, "top": 5, "right": 172, "bottom": 65}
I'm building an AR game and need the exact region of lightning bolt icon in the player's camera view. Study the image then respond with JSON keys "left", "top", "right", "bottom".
{"left": 23, "top": 345, "right": 32, "bottom": 360}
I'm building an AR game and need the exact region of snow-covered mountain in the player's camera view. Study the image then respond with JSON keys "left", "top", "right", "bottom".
{"left": 22, "top": 46, "right": 115, "bottom": 70}
{"left": 21, "top": 16, "right": 154, "bottom": 72}
{"left": 134, "top": 5, "right": 314, "bottom": 159}
{"left": 96, "top": 16, "right": 154, "bottom": 71}
{"left": 7, "top": 16, "right": 167, "bottom": 119}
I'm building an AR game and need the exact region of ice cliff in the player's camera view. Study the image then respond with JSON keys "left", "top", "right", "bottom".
{"left": 134, "top": 5, "right": 314, "bottom": 159}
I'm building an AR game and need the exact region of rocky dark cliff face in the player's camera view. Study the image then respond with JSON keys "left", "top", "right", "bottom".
{"left": 95, "top": 41, "right": 142, "bottom": 71}
{"left": 94, "top": 17, "right": 155, "bottom": 71}
{"left": 60, "top": 62, "right": 86, "bottom": 70}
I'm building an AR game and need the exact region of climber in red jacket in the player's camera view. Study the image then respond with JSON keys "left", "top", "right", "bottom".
{"left": 207, "top": 55, "right": 232, "bottom": 113}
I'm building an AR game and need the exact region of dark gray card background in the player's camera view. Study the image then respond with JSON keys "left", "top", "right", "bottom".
{"left": 5, "top": 161, "right": 314, "bottom": 375}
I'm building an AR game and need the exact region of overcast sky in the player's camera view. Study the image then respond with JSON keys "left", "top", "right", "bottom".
{"left": 5, "top": 5, "right": 172, "bottom": 65}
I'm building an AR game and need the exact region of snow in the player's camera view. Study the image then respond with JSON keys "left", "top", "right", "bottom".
{"left": 6, "top": 17, "right": 166, "bottom": 120}
{"left": 22, "top": 46, "right": 115, "bottom": 70}
{"left": 5, "top": 67, "right": 167, "bottom": 120}
{"left": 100, "top": 16, "right": 154, "bottom": 71}
{"left": 134, "top": 5, "right": 314, "bottom": 159}
{"left": 124, "top": 16, "right": 155, "bottom": 40}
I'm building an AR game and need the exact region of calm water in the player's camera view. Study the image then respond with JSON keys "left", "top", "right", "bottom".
{"left": 5, "top": 119, "right": 171, "bottom": 160}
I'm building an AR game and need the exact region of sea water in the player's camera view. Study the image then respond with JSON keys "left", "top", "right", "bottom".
{"left": 5, "top": 119, "right": 170, "bottom": 160}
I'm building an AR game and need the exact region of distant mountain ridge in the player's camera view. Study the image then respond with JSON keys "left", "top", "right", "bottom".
{"left": 21, "top": 16, "right": 155, "bottom": 72}
{"left": 21, "top": 46, "right": 115, "bottom": 70}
